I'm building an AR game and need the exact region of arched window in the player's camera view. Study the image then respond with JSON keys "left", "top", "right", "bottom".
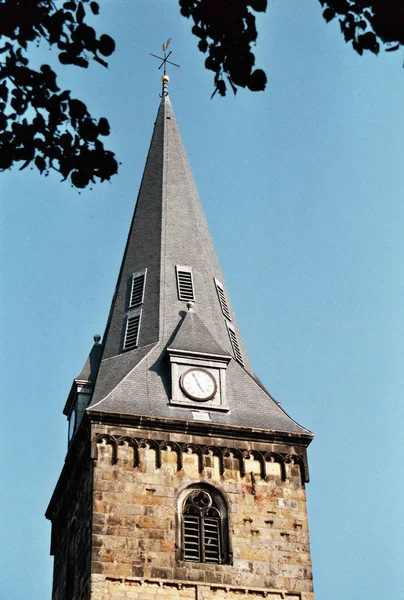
{"left": 182, "top": 486, "right": 229, "bottom": 564}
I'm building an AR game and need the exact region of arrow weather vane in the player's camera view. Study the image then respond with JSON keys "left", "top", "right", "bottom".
{"left": 150, "top": 38, "right": 180, "bottom": 77}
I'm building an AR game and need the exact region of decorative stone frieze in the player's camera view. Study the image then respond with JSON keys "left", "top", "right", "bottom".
{"left": 92, "top": 433, "right": 308, "bottom": 484}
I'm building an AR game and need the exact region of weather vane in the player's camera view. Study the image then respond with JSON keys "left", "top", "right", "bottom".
{"left": 150, "top": 38, "right": 180, "bottom": 95}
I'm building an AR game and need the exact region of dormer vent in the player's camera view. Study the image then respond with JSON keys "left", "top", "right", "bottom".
{"left": 129, "top": 269, "right": 147, "bottom": 307}
{"left": 123, "top": 312, "right": 142, "bottom": 351}
{"left": 214, "top": 278, "right": 232, "bottom": 321}
{"left": 176, "top": 266, "right": 195, "bottom": 301}
{"left": 227, "top": 322, "right": 244, "bottom": 365}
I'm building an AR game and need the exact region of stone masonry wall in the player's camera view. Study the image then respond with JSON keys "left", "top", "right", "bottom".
{"left": 90, "top": 425, "right": 314, "bottom": 600}
{"left": 50, "top": 446, "right": 93, "bottom": 600}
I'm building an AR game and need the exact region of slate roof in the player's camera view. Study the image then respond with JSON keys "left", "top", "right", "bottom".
{"left": 76, "top": 338, "right": 103, "bottom": 382}
{"left": 87, "top": 94, "right": 312, "bottom": 438}
{"left": 168, "top": 306, "right": 230, "bottom": 358}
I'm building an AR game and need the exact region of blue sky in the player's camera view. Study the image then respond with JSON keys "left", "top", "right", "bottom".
{"left": 1, "top": 1, "right": 403, "bottom": 598}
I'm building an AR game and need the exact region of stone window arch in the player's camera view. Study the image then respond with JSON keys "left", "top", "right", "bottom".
{"left": 180, "top": 484, "right": 230, "bottom": 564}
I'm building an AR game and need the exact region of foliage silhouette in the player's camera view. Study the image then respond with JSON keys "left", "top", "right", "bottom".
{"left": 1, "top": 1, "right": 403, "bottom": 187}
{"left": 180, "top": 0, "right": 404, "bottom": 96}
{"left": 319, "top": 1, "right": 404, "bottom": 58}
{"left": 0, "top": 0, "right": 117, "bottom": 188}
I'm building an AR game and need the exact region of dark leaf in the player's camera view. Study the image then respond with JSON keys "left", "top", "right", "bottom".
{"left": 98, "top": 117, "right": 110, "bottom": 136}
{"left": 247, "top": 68, "right": 267, "bottom": 92}
{"left": 358, "top": 31, "right": 380, "bottom": 54}
{"left": 0, "top": 84, "right": 8, "bottom": 102}
{"left": 76, "top": 2, "right": 85, "bottom": 24}
{"left": 98, "top": 34, "right": 115, "bottom": 57}
{"left": 342, "top": 24, "right": 355, "bottom": 42}
{"left": 59, "top": 132, "right": 73, "bottom": 149}
{"left": 69, "top": 98, "right": 87, "bottom": 119}
{"left": 63, "top": 1, "right": 77, "bottom": 10}
{"left": 59, "top": 52, "right": 73, "bottom": 65}
{"left": 198, "top": 39, "right": 208, "bottom": 53}
{"left": 205, "top": 56, "right": 217, "bottom": 71}
{"left": 323, "top": 8, "right": 336, "bottom": 23}
{"left": 386, "top": 44, "right": 399, "bottom": 52}
{"left": 71, "top": 169, "right": 90, "bottom": 188}
{"left": 192, "top": 25, "right": 204, "bottom": 38}
{"left": 217, "top": 80, "right": 226, "bottom": 97}
{"left": 247, "top": 0, "right": 267, "bottom": 12}
{"left": 35, "top": 155, "right": 46, "bottom": 173}
{"left": 90, "top": 2, "right": 99, "bottom": 15}
{"left": 352, "top": 40, "right": 364, "bottom": 55}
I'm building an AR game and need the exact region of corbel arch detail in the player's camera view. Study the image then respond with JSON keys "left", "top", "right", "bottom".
{"left": 243, "top": 450, "right": 266, "bottom": 479}
{"left": 93, "top": 433, "right": 118, "bottom": 464}
{"left": 203, "top": 445, "right": 225, "bottom": 475}
{"left": 180, "top": 443, "right": 204, "bottom": 473}
{"left": 285, "top": 453, "right": 307, "bottom": 484}
{"left": 160, "top": 440, "right": 183, "bottom": 471}
{"left": 264, "top": 451, "right": 286, "bottom": 481}
{"left": 117, "top": 436, "right": 140, "bottom": 467}
{"left": 92, "top": 433, "right": 308, "bottom": 483}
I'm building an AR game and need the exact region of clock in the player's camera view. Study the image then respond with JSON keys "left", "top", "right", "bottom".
{"left": 180, "top": 368, "right": 217, "bottom": 402}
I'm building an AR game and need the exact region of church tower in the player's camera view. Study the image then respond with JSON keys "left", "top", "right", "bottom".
{"left": 46, "top": 77, "right": 315, "bottom": 600}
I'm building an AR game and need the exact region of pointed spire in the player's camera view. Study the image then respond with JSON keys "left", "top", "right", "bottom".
{"left": 88, "top": 96, "right": 312, "bottom": 438}
{"left": 100, "top": 95, "right": 250, "bottom": 369}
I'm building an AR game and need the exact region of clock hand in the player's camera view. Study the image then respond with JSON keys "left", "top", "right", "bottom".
{"left": 192, "top": 372, "right": 204, "bottom": 392}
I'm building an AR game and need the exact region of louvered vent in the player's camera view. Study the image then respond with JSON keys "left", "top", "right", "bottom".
{"left": 227, "top": 323, "right": 244, "bottom": 365}
{"left": 203, "top": 517, "right": 221, "bottom": 563}
{"left": 123, "top": 313, "right": 141, "bottom": 351}
{"left": 129, "top": 269, "right": 147, "bottom": 307}
{"left": 214, "top": 278, "right": 231, "bottom": 321}
{"left": 176, "top": 266, "right": 195, "bottom": 301}
{"left": 183, "top": 515, "right": 201, "bottom": 562}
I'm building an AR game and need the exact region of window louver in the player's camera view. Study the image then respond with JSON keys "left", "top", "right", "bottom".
{"left": 129, "top": 269, "right": 147, "bottom": 307}
{"left": 214, "top": 278, "right": 231, "bottom": 321}
{"left": 203, "top": 517, "right": 221, "bottom": 563}
{"left": 182, "top": 490, "right": 223, "bottom": 564}
{"left": 227, "top": 323, "right": 244, "bottom": 365}
{"left": 183, "top": 515, "right": 201, "bottom": 562}
{"left": 176, "top": 266, "right": 195, "bottom": 301}
{"left": 123, "top": 313, "right": 141, "bottom": 350}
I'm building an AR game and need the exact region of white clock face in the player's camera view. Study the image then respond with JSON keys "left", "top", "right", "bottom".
{"left": 180, "top": 368, "right": 217, "bottom": 402}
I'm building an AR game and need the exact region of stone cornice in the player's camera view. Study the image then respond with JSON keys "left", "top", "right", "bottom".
{"left": 87, "top": 410, "right": 314, "bottom": 448}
